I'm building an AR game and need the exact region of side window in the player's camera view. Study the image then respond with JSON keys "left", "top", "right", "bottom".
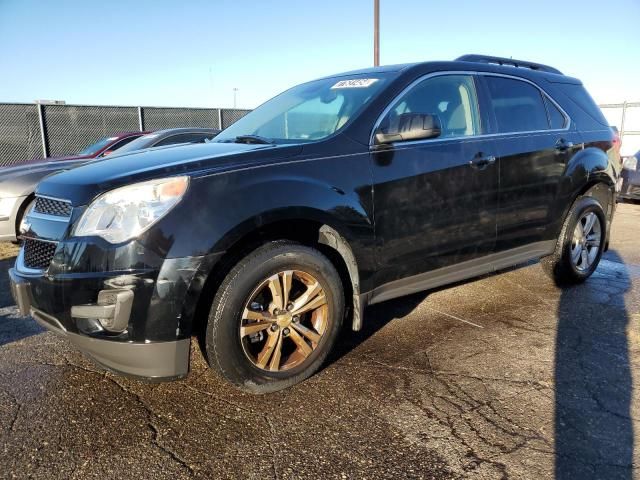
{"left": 181, "top": 133, "right": 214, "bottom": 143}
{"left": 99, "top": 136, "right": 139, "bottom": 156}
{"left": 154, "top": 133, "right": 207, "bottom": 147}
{"left": 484, "top": 76, "right": 550, "bottom": 133}
{"left": 544, "top": 96, "right": 566, "bottom": 129}
{"left": 379, "top": 75, "right": 481, "bottom": 139}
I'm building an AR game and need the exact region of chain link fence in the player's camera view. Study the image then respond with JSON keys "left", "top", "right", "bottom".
{"left": 0, "top": 103, "right": 43, "bottom": 168}
{"left": 142, "top": 107, "right": 220, "bottom": 131}
{"left": 0, "top": 103, "right": 251, "bottom": 167}
{"left": 44, "top": 105, "right": 140, "bottom": 158}
{"left": 221, "top": 108, "right": 251, "bottom": 129}
{"left": 3, "top": 99, "right": 636, "bottom": 167}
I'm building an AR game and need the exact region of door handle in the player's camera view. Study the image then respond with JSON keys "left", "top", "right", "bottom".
{"left": 555, "top": 138, "right": 574, "bottom": 153}
{"left": 469, "top": 154, "right": 496, "bottom": 169}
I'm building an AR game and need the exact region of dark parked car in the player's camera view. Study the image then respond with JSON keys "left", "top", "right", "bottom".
{"left": 107, "top": 127, "right": 220, "bottom": 157}
{"left": 0, "top": 132, "right": 145, "bottom": 242}
{"left": 10, "top": 55, "right": 618, "bottom": 393}
{"left": 0, "top": 128, "right": 219, "bottom": 242}
{"left": 618, "top": 151, "right": 640, "bottom": 201}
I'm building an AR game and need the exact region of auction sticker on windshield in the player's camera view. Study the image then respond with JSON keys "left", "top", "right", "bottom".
{"left": 331, "top": 79, "right": 379, "bottom": 89}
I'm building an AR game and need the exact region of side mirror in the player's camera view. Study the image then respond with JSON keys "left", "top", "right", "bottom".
{"left": 374, "top": 113, "right": 442, "bottom": 145}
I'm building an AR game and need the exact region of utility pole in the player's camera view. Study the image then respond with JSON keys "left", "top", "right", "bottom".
{"left": 233, "top": 88, "right": 239, "bottom": 109}
{"left": 373, "top": 0, "right": 380, "bottom": 66}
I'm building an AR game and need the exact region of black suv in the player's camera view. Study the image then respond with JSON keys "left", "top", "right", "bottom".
{"left": 9, "top": 55, "right": 618, "bottom": 393}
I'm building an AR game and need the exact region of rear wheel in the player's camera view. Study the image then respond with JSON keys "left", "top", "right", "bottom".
{"left": 542, "top": 196, "right": 606, "bottom": 285}
{"left": 205, "top": 241, "right": 344, "bottom": 393}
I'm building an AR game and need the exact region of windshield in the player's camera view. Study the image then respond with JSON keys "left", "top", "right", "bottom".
{"left": 214, "top": 73, "right": 392, "bottom": 144}
{"left": 79, "top": 137, "right": 118, "bottom": 155}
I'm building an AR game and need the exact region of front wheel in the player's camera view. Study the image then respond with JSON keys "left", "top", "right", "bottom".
{"left": 13, "top": 198, "right": 34, "bottom": 244}
{"left": 205, "top": 241, "right": 344, "bottom": 393}
{"left": 542, "top": 196, "right": 607, "bottom": 285}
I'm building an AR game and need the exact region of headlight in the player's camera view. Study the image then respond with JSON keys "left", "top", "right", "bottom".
{"left": 74, "top": 176, "right": 189, "bottom": 243}
{"left": 0, "top": 197, "right": 18, "bottom": 219}
{"left": 623, "top": 156, "right": 638, "bottom": 171}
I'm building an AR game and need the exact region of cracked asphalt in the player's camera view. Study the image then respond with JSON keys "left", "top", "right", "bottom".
{"left": 1, "top": 204, "right": 639, "bottom": 479}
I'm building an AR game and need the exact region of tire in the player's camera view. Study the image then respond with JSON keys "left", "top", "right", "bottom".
{"left": 205, "top": 241, "right": 344, "bottom": 393}
{"left": 542, "top": 196, "right": 607, "bottom": 285}
{"left": 13, "top": 198, "right": 34, "bottom": 244}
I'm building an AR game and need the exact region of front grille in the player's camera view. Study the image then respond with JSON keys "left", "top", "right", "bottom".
{"left": 23, "top": 239, "right": 57, "bottom": 270}
{"left": 34, "top": 197, "right": 72, "bottom": 217}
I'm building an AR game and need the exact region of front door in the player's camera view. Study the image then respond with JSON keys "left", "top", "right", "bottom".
{"left": 371, "top": 73, "right": 499, "bottom": 286}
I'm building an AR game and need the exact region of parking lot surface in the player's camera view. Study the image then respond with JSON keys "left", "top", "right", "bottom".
{"left": 0, "top": 204, "right": 639, "bottom": 479}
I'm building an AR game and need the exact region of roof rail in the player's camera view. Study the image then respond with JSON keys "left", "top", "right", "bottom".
{"left": 455, "top": 54, "right": 563, "bottom": 75}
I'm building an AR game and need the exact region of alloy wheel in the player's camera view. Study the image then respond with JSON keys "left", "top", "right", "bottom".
{"left": 240, "top": 270, "right": 329, "bottom": 372}
{"left": 570, "top": 211, "right": 602, "bottom": 272}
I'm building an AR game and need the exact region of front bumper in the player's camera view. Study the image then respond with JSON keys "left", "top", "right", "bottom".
{"left": 8, "top": 254, "right": 206, "bottom": 380}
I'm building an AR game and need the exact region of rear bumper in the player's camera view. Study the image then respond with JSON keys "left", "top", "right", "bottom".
{"left": 9, "top": 266, "right": 192, "bottom": 381}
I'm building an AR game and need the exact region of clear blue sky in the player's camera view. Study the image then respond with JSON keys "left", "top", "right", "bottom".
{"left": 0, "top": 0, "right": 638, "bottom": 109}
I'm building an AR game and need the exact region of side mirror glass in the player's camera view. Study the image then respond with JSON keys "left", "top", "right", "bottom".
{"left": 374, "top": 113, "right": 442, "bottom": 145}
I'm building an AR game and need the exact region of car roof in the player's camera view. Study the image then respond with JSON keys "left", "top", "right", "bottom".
{"left": 118, "top": 127, "right": 220, "bottom": 149}
{"left": 138, "top": 128, "right": 219, "bottom": 143}
{"left": 109, "top": 131, "right": 149, "bottom": 139}
{"left": 317, "top": 56, "right": 580, "bottom": 85}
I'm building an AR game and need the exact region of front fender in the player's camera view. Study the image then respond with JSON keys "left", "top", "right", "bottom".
{"left": 152, "top": 152, "right": 375, "bottom": 273}
{"left": 209, "top": 176, "right": 369, "bottom": 251}
{"left": 153, "top": 156, "right": 375, "bottom": 336}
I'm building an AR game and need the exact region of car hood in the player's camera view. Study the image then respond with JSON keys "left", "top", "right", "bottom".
{"left": 0, "top": 158, "right": 88, "bottom": 177}
{"left": 7, "top": 154, "right": 93, "bottom": 168}
{"left": 0, "top": 158, "right": 88, "bottom": 197}
{"left": 36, "top": 142, "right": 304, "bottom": 206}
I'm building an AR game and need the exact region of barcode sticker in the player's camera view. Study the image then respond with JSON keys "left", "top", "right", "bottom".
{"left": 331, "top": 79, "right": 379, "bottom": 89}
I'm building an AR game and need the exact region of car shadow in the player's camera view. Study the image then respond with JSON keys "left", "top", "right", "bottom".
{"left": 555, "top": 250, "right": 633, "bottom": 478}
{"left": 325, "top": 250, "right": 635, "bottom": 478}
{"left": 327, "top": 290, "right": 429, "bottom": 366}
{"left": 325, "top": 261, "right": 534, "bottom": 368}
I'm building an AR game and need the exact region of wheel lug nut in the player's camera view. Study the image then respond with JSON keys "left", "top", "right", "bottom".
{"left": 283, "top": 328, "right": 290, "bottom": 336}
{"left": 287, "top": 303, "right": 294, "bottom": 311}
{"left": 292, "top": 316, "right": 299, "bottom": 323}
{"left": 270, "top": 324, "right": 279, "bottom": 332}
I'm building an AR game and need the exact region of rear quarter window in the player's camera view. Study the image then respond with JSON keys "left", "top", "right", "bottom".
{"left": 556, "top": 84, "right": 609, "bottom": 127}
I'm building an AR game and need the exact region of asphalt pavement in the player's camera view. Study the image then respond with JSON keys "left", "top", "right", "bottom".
{"left": 1, "top": 204, "right": 639, "bottom": 479}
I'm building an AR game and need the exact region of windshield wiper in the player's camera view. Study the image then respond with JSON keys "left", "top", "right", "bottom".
{"left": 234, "top": 135, "right": 274, "bottom": 145}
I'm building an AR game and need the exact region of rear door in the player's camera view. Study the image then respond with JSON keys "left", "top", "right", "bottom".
{"left": 371, "top": 73, "right": 499, "bottom": 284}
{"left": 479, "top": 74, "right": 582, "bottom": 253}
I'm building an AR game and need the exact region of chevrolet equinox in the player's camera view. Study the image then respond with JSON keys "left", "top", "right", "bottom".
{"left": 10, "top": 55, "right": 618, "bottom": 393}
